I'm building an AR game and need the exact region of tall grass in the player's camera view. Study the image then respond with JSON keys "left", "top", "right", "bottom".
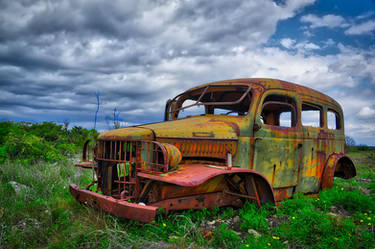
{"left": 1, "top": 150, "right": 374, "bottom": 248}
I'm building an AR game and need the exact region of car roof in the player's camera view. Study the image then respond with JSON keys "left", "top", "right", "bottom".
{"left": 184, "top": 78, "right": 342, "bottom": 113}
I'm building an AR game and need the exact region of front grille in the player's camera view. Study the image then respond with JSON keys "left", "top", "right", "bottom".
{"left": 96, "top": 140, "right": 169, "bottom": 173}
{"left": 96, "top": 140, "right": 169, "bottom": 199}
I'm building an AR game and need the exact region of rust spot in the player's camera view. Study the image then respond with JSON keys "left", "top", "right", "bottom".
{"left": 71, "top": 78, "right": 355, "bottom": 222}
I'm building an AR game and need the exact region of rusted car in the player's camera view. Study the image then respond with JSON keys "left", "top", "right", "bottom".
{"left": 70, "top": 78, "right": 356, "bottom": 222}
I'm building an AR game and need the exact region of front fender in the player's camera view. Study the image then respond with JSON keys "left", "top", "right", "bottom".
{"left": 138, "top": 164, "right": 275, "bottom": 205}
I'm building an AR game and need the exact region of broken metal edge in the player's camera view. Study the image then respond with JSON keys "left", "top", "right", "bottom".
{"left": 69, "top": 184, "right": 159, "bottom": 223}
{"left": 74, "top": 161, "right": 96, "bottom": 169}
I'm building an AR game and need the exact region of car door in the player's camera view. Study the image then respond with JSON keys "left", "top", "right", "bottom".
{"left": 252, "top": 91, "right": 303, "bottom": 197}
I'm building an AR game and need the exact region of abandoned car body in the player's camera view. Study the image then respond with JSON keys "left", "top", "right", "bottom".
{"left": 70, "top": 78, "right": 356, "bottom": 222}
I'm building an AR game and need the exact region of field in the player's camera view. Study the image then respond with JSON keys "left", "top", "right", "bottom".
{"left": 0, "top": 122, "right": 374, "bottom": 248}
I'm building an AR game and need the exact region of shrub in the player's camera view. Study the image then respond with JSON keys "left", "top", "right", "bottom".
{"left": 0, "top": 120, "right": 98, "bottom": 163}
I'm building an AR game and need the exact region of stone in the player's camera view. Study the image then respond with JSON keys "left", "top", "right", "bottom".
{"left": 8, "top": 181, "right": 29, "bottom": 194}
{"left": 248, "top": 229, "right": 261, "bottom": 238}
{"left": 233, "top": 215, "right": 240, "bottom": 223}
{"left": 207, "top": 220, "right": 216, "bottom": 225}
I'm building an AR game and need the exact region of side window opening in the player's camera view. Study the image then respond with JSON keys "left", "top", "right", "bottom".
{"left": 261, "top": 95, "right": 296, "bottom": 128}
{"left": 327, "top": 109, "right": 341, "bottom": 130}
{"left": 280, "top": 111, "right": 292, "bottom": 127}
{"left": 302, "top": 103, "right": 322, "bottom": 128}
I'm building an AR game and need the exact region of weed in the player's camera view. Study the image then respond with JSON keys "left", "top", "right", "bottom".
{"left": 1, "top": 139, "right": 374, "bottom": 248}
{"left": 239, "top": 202, "right": 271, "bottom": 232}
{"left": 220, "top": 207, "right": 235, "bottom": 220}
{"left": 212, "top": 223, "right": 241, "bottom": 248}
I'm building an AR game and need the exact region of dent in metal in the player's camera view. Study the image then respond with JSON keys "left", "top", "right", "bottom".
{"left": 71, "top": 78, "right": 356, "bottom": 222}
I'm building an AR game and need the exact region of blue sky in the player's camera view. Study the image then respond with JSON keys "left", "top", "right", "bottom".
{"left": 0, "top": 0, "right": 374, "bottom": 145}
{"left": 271, "top": 1, "right": 375, "bottom": 50}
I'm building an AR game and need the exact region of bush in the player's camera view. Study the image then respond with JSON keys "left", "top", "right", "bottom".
{"left": 0, "top": 120, "right": 98, "bottom": 163}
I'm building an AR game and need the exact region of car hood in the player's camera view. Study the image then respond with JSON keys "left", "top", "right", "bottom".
{"left": 98, "top": 115, "right": 239, "bottom": 140}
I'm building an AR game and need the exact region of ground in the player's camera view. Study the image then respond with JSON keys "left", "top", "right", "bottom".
{"left": 0, "top": 150, "right": 374, "bottom": 248}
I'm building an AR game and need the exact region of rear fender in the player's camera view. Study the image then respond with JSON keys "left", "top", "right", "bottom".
{"left": 321, "top": 153, "right": 356, "bottom": 189}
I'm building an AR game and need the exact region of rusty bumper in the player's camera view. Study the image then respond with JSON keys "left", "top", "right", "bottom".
{"left": 69, "top": 184, "right": 159, "bottom": 223}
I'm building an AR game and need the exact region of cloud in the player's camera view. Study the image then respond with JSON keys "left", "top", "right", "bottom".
{"left": 279, "top": 39, "right": 320, "bottom": 52}
{"left": 300, "top": 42, "right": 320, "bottom": 50}
{"left": 1, "top": 0, "right": 375, "bottom": 144}
{"left": 345, "top": 20, "right": 375, "bottom": 35}
{"left": 301, "top": 14, "right": 348, "bottom": 28}
{"left": 280, "top": 38, "right": 296, "bottom": 49}
{"left": 358, "top": 106, "right": 375, "bottom": 119}
{"left": 301, "top": 13, "right": 375, "bottom": 36}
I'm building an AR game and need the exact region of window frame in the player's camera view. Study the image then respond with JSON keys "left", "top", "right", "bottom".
{"left": 168, "top": 85, "right": 252, "bottom": 120}
{"left": 258, "top": 93, "right": 298, "bottom": 129}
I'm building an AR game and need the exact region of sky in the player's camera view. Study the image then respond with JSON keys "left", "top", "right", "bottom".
{"left": 0, "top": 0, "right": 374, "bottom": 145}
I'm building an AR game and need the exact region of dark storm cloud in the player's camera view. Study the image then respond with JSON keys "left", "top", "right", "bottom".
{"left": 3, "top": 0, "right": 348, "bottom": 137}
{"left": 0, "top": 45, "right": 63, "bottom": 71}
{"left": 0, "top": 1, "right": 143, "bottom": 41}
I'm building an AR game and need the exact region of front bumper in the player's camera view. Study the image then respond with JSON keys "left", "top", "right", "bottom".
{"left": 69, "top": 184, "right": 159, "bottom": 223}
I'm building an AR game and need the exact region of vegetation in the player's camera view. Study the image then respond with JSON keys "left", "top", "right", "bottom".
{"left": 0, "top": 120, "right": 98, "bottom": 164}
{"left": 0, "top": 122, "right": 374, "bottom": 248}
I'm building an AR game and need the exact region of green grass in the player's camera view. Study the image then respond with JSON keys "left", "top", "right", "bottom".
{"left": 1, "top": 150, "right": 374, "bottom": 248}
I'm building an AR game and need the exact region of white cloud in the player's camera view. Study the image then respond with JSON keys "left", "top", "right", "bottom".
{"left": 301, "top": 42, "right": 320, "bottom": 50}
{"left": 1, "top": 0, "right": 375, "bottom": 145}
{"left": 356, "top": 11, "right": 375, "bottom": 20}
{"left": 345, "top": 20, "right": 375, "bottom": 35}
{"left": 301, "top": 14, "right": 348, "bottom": 28}
{"left": 301, "top": 13, "right": 375, "bottom": 36}
{"left": 324, "top": 38, "right": 335, "bottom": 47}
{"left": 303, "top": 30, "right": 313, "bottom": 37}
{"left": 358, "top": 106, "right": 375, "bottom": 118}
{"left": 280, "top": 39, "right": 320, "bottom": 52}
{"left": 280, "top": 38, "right": 296, "bottom": 49}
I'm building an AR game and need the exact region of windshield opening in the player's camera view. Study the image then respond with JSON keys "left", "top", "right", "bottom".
{"left": 169, "top": 85, "right": 252, "bottom": 119}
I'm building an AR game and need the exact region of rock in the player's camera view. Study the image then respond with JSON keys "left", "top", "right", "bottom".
{"left": 330, "top": 206, "right": 337, "bottom": 212}
{"left": 8, "top": 181, "right": 29, "bottom": 194}
{"left": 359, "top": 186, "right": 370, "bottom": 195}
{"left": 355, "top": 178, "right": 372, "bottom": 183}
{"left": 248, "top": 229, "right": 261, "bottom": 238}
{"left": 207, "top": 220, "right": 216, "bottom": 225}
{"left": 233, "top": 215, "right": 240, "bottom": 223}
{"left": 329, "top": 205, "right": 351, "bottom": 217}
{"left": 283, "top": 240, "right": 289, "bottom": 245}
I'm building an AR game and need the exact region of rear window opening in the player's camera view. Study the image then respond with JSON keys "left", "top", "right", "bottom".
{"left": 328, "top": 109, "right": 341, "bottom": 130}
